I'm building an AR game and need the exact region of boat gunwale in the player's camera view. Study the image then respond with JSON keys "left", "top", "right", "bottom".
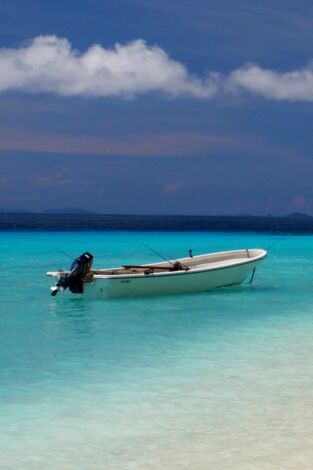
{"left": 91, "top": 249, "right": 268, "bottom": 281}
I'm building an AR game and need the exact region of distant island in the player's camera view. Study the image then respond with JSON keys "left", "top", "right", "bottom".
{"left": 1, "top": 212, "right": 313, "bottom": 233}
{"left": 287, "top": 212, "right": 313, "bottom": 219}
{"left": 42, "top": 208, "right": 95, "bottom": 214}
{"left": 0, "top": 208, "right": 32, "bottom": 213}
{"left": 0, "top": 208, "right": 95, "bottom": 214}
{"left": 0, "top": 209, "right": 312, "bottom": 218}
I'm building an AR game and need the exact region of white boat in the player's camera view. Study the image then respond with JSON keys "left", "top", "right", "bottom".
{"left": 47, "top": 248, "right": 267, "bottom": 298}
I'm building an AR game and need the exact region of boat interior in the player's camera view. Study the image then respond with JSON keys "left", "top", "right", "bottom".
{"left": 89, "top": 249, "right": 263, "bottom": 277}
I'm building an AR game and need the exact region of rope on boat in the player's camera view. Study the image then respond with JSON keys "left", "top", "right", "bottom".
{"left": 249, "top": 267, "right": 256, "bottom": 284}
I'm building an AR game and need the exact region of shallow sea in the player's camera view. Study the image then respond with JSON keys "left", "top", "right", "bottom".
{"left": 1, "top": 230, "right": 313, "bottom": 469}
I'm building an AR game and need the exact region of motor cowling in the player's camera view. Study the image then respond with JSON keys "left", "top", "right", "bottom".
{"left": 56, "top": 252, "right": 93, "bottom": 294}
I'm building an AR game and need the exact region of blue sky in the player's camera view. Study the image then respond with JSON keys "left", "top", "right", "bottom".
{"left": 1, "top": 0, "right": 313, "bottom": 214}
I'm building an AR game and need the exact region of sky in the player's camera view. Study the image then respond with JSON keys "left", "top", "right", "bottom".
{"left": 1, "top": 0, "right": 313, "bottom": 215}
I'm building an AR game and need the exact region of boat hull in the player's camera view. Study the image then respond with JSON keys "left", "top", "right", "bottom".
{"left": 47, "top": 248, "right": 267, "bottom": 298}
{"left": 78, "top": 258, "right": 263, "bottom": 298}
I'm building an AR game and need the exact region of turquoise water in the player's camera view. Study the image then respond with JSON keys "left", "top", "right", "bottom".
{"left": 1, "top": 231, "right": 313, "bottom": 469}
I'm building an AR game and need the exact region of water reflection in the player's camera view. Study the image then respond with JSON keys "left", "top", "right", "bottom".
{"left": 47, "top": 297, "right": 95, "bottom": 338}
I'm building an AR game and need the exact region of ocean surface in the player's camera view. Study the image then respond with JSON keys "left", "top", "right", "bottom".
{"left": 1, "top": 228, "right": 313, "bottom": 469}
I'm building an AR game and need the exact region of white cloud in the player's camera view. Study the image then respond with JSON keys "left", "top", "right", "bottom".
{"left": 0, "top": 35, "right": 218, "bottom": 98}
{"left": 228, "top": 63, "right": 313, "bottom": 101}
{"left": 1, "top": 35, "right": 313, "bottom": 101}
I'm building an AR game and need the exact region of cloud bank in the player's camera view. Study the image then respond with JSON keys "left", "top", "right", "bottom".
{"left": 1, "top": 35, "right": 313, "bottom": 101}
{"left": 0, "top": 36, "right": 217, "bottom": 98}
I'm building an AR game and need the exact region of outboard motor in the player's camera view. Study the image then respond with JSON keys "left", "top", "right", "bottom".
{"left": 52, "top": 252, "right": 93, "bottom": 296}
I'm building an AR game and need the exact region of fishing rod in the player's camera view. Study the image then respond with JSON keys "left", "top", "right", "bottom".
{"left": 265, "top": 237, "right": 285, "bottom": 252}
{"left": 142, "top": 243, "right": 190, "bottom": 270}
{"left": 142, "top": 243, "right": 176, "bottom": 266}
{"left": 55, "top": 247, "right": 75, "bottom": 260}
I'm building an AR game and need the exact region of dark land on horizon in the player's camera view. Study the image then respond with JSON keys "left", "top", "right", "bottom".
{"left": 1, "top": 212, "right": 313, "bottom": 233}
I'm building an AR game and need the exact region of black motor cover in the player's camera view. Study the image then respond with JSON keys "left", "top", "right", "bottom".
{"left": 57, "top": 252, "right": 93, "bottom": 293}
